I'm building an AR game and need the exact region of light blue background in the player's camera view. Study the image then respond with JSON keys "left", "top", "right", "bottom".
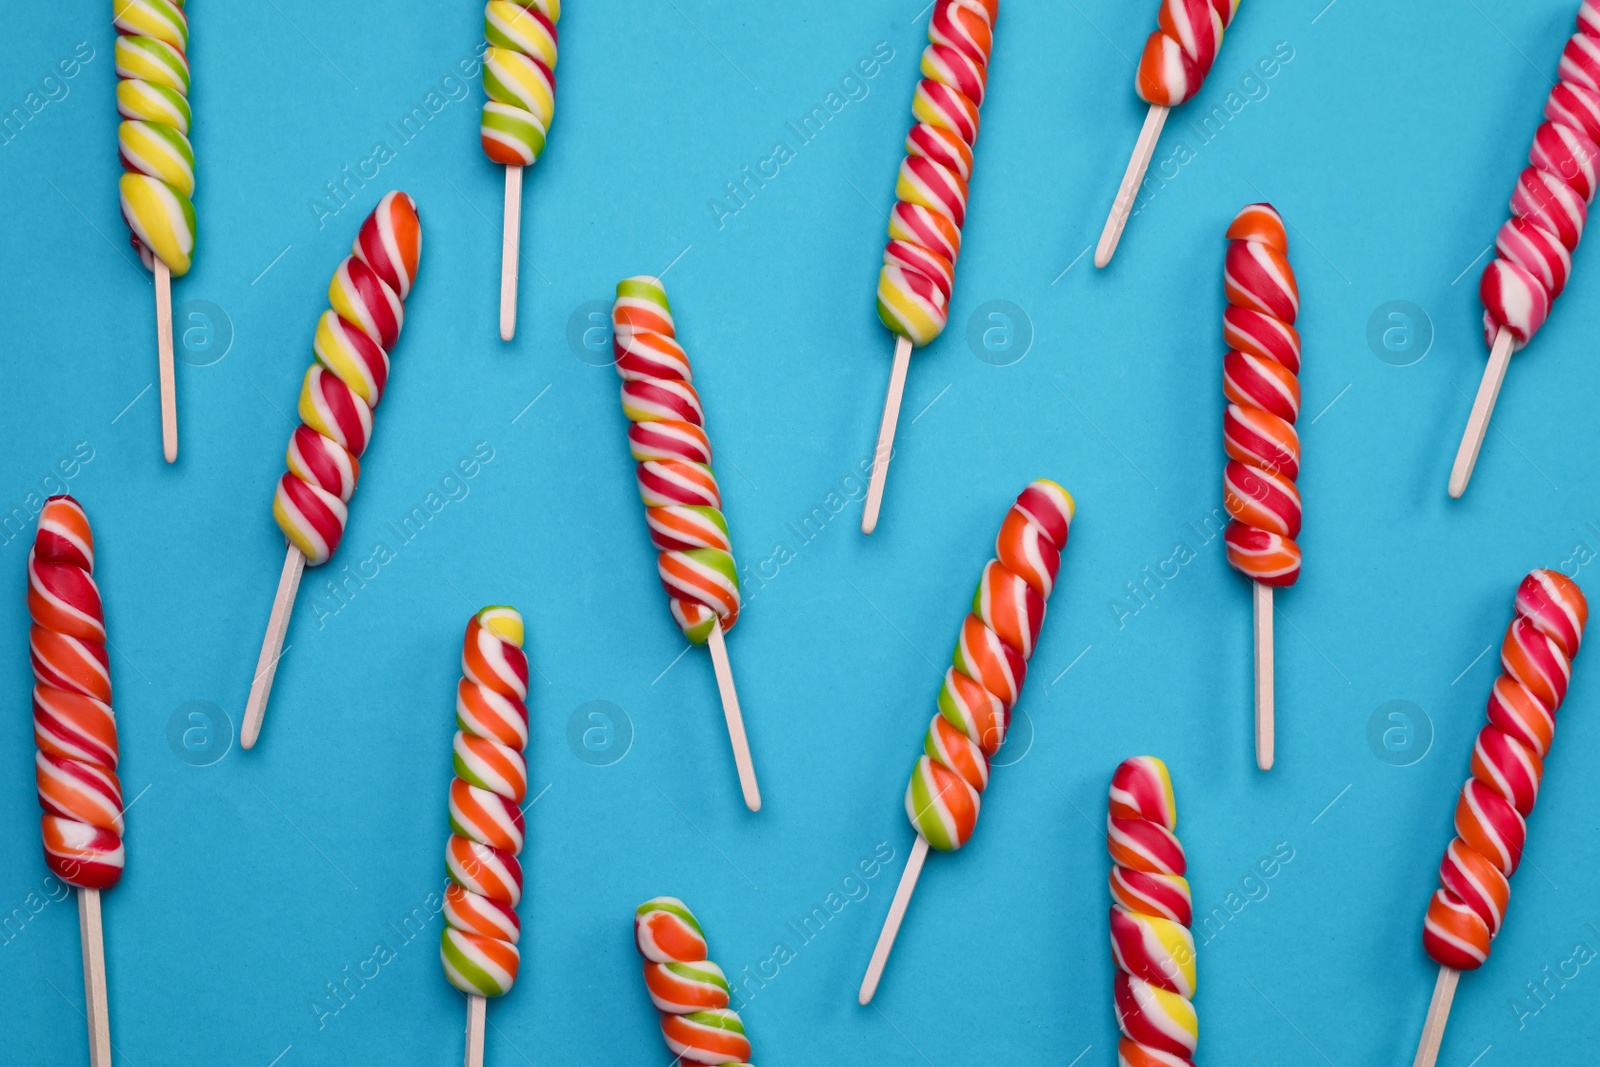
{"left": 4, "top": 0, "right": 1600, "bottom": 1063}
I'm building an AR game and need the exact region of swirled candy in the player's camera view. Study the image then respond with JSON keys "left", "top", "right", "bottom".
{"left": 1423, "top": 571, "right": 1586, "bottom": 971}
{"left": 1480, "top": 5, "right": 1600, "bottom": 347}
{"left": 116, "top": 0, "right": 195, "bottom": 275}
{"left": 875, "top": 0, "right": 999, "bottom": 346}
{"left": 30, "top": 497, "right": 125, "bottom": 890}
{"left": 273, "top": 192, "right": 421, "bottom": 565}
{"left": 905, "top": 480, "right": 1074, "bottom": 851}
{"left": 611, "top": 276, "right": 740, "bottom": 644}
{"left": 481, "top": 0, "right": 559, "bottom": 166}
{"left": 634, "top": 898, "right": 753, "bottom": 1065}
{"left": 1221, "top": 203, "right": 1302, "bottom": 587}
{"left": 1109, "top": 756, "right": 1196, "bottom": 1065}
{"left": 442, "top": 607, "right": 531, "bottom": 998}
{"left": 1135, "top": 0, "right": 1239, "bottom": 107}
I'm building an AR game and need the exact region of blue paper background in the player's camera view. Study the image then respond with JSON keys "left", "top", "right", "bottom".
{"left": 4, "top": 0, "right": 1600, "bottom": 1063}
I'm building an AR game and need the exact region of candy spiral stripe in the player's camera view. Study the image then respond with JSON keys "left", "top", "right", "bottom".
{"left": 1220, "top": 203, "right": 1302, "bottom": 587}
{"left": 634, "top": 898, "right": 753, "bottom": 1066}
{"left": 903, "top": 479, "right": 1074, "bottom": 851}
{"left": 611, "top": 276, "right": 740, "bottom": 645}
{"left": 1135, "top": 0, "right": 1240, "bottom": 107}
{"left": 29, "top": 496, "right": 125, "bottom": 891}
{"left": 481, "top": 0, "right": 560, "bottom": 166}
{"left": 115, "top": 0, "right": 195, "bottom": 276}
{"left": 1480, "top": 2, "right": 1600, "bottom": 348}
{"left": 272, "top": 192, "right": 421, "bottom": 566}
{"left": 1422, "top": 570, "right": 1587, "bottom": 971}
{"left": 441, "top": 607, "right": 531, "bottom": 997}
{"left": 1109, "top": 756, "right": 1197, "bottom": 1065}
{"left": 875, "top": 0, "right": 998, "bottom": 346}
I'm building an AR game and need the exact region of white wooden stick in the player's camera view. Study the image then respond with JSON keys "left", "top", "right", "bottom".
{"left": 155, "top": 258, "right": 177, "bottom": 463}
{"left": 1095, "top": 104, "right": 1169, "bottom": 269}
{"left": 861, "top": 334, "right": 914, "bottom": 535}
{"left": 1412, "top": 966, "right": 1460, "bottom": 1067}
{"left": 706, "top": 619, "right": 761, "bottom": 812}
{"left": 500, "top": 165, "right": 523, "bottom": 343}
{"left": 1254, "top": 581, "right": 1274, "bottom": 771}
{"left": 858, "top": 834, "right": 930, "bottom": 1005}
{"left": 464, "top": 994, "right": 486, "bottom": 1067}
{"left": 1449, "top": 327, "right": 1515, "bottom": 499}
{"left": 78, "top": 888, "right": 112, "bottom": 1067}
{"left": 242, "top": 544, "right": 307, "bottom": 750}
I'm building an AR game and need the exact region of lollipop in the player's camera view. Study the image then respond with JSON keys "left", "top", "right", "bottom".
{"left": 30, "top": 496, "right": 122, "bottom": 1067}
{"left": 481, "top": 0, "right": 559, "bottom": 340}
{"left": 241, "top": 192, "right": 422, "bottom": 749}
{"left": 442, "top": 607, "right": 531, "bottom": 1067}
{"left": 634, "top": 898, "right": 754, "bottom": 1065}
{"left": 1412, "top": 571, "right": 1587, "bottom": 1067}
{"left": 859, "top": 479, "right": 1074, "bottom": 1003}
{"left": 861, "top": 0, "right": 1001, "bottom": 534}
{"left": 1096, "top": 0, "right": 1242, "bottom": 267}
{"left": 1220, "top": 203, "right": 1301, "bottom": 770}
{"left": 115, "top": 0, "right": 193, "bottom": 461}
{"left": 611, "top": 276, "right": 761, "bottom": 811}
{"left": 1109, "top": 757, "right": 1197, "bottom": 1065}
{"left": 1450, "top": 2, "right": 1600, "bottom": 495}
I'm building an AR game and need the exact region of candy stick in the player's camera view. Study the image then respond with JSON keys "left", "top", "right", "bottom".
{"left": 1254, "top": 581, "right": 1274, "bottom": 770}
{"left": 861, "top": 335, "right": 912, "bottom": 535}
{"left": 499, "top": 165, "right": 522, "bottom": 341}
{"left": 1095, "top": 104, "right": 1167, "bottom": 269}
{"left": 707, "top": 619, "right": 761, "bottom": 812}
{"left": 243, "top": 192, "right": 422, "bottom": 748}
{"left": 635, "top": 898, "right": 755, "bottom": 1062}
{"left": 480, "top": 0, "right": 559, "bottom": 343}
{"left": 241, "top": 544, "right": 306, "bottom": 750}
{"left": 1411, "top": 571, "right": 1588, "bottom": 1066}
{"left": 858, "top": 834, "right": 929, "bottom": 1005}
{"left": 1448, "top": 327, "right": 1514, "bottom": 499}
{"left": 864, "top": 0, "right": 999, "bottom": 533}
{"left": 1411, "top": 966, "right": 1459, "bottom": 1067}
{"left": 1449, "top": 5, "right": 1600, "bottom": 495}
{"left": 857, "top": 480, "right": 1075, "bottom": 1002}
{"left": 611, "top": 277, "right": 760, "bottom": 811}
{"left": 79, "top": 889, "right": 112, "bottom": 1067}
{"left": 1094, "top": 0, "right": 1239, "bottom": 268}
{"left": 464, "top": 995, "right": 486, "bottom": 1067}
{"left": 155, "top": 258, "right": 178, "bottom": 461}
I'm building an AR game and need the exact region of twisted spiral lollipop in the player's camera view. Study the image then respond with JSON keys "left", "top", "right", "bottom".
{"left": 1108, "top": 757, "right": 1197, "bottom": 1066}
{"left": 862, "top": 0, "right": 998, "bottom": 533}
{"left": 1412, "top": 571, "right": 1586, "bottom": 1067}
{"left": 860, "top": 479, "right": 1074, "bottom": 1003}
{"left": 244, "top": 192, "right": 421, "bottom": 751}
{"left": 31, "top": 496, "right": 124, "bottom": 891}
{"left": 1453, "top": 1, "right": 1600, "bottom": 494}
{"left": 635, "top": 898, "right": 753, "bottom": 1065}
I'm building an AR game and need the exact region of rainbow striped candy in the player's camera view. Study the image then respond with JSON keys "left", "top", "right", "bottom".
{"left": 634, "top": 898, "right": 753, "bottom": 1064}
{"left": 116, "top": 0, "right": 195, "bottom": 275}
{"left": 481, "top": 0, "right": 560, "bottom": 166}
